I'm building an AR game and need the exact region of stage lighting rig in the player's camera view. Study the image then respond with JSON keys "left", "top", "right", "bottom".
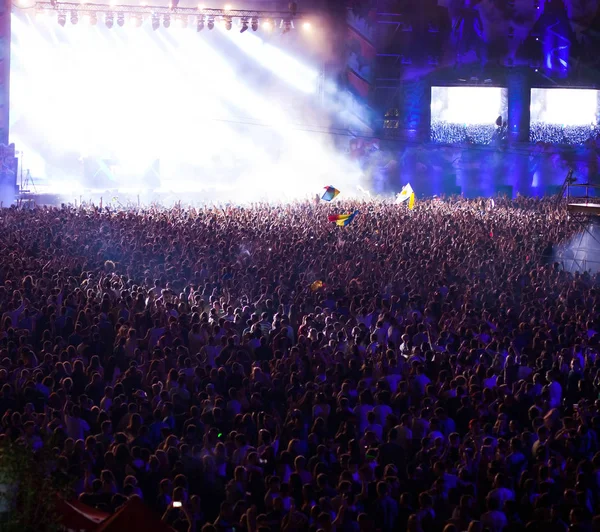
{"left": 57, "top": 10, "right": 66, "bottom": 25}
{"left": 36, "top": 1, "right": 310, "bottom": 34}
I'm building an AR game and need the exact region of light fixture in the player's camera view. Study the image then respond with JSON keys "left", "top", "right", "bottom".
{"left": 262, "top": 19, "right": 272, "bottom": 30}
{"left": 105, "top": 12, "right": 114, "bottom": 27}
{"left": 70, "top": 10, "right": 78, "bottom": 24}
{"left": 197, "top": 15, "right": 205, "bottom": 31}
{"left": 281, "top": 19, "right": 291, "bottom": 33}
{"left": 132, "top": 14, "right": 142, "bottom": 27}
{"left": 163, "top": 14, "right": 170, "bottom": 27}
{"left": 302, "top": 21, "right": 311, "bottom": 31}
{"left": 224, "top": 4, "right": 232, "bottom": 10}
{"left": 58, "top": 11, "right": 66, "bottom": 25}
{"left": 251, "top": 16, "right": 258, "bottom": 31}
{"left": 240, "top": 18, "right": 248, "bottom": 32}
{"left": 288, "top": 1, "right": 297, "bottom": 15}
{"left": 89, "top": 12, "right": 97, "bottom": 25}
{"left": 225, "top": 16, "right": 232, "bottom": 30}
{"left": 175, "top": 15, "right": 187, "bottom": 28}
{"left": 152, "top": 12, "right": 159, "bottom": 29}
{"left": 207, "top": 16, "right": 214, "bottom": 29}
{"left": 117, "top": 12, "right": 124, "bottom": 26}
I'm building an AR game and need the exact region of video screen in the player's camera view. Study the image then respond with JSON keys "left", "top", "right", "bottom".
{"left": 430, "top": 86, "right": 508, "bottom": 144}
{"left": 530, "top": 88, "right": 600, "bottom": 145}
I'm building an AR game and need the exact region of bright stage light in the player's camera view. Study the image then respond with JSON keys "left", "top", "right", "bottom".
{"left": 175, "top": 16, "right": 188, "bottom": 28}
{"left": 302, "top": 21, "right": 311, "bottom": 31}
{"left": 197, "top": 3, "right": 204, "bottom": 9}
{"left": 224, "top": 4, "right": 232, "bottom": 11}
{"left": 132, "top": 14, "right": 143, "bottom": 27}
{"left": 262, "top": 19, "right": 272, "bottom": 30}
{"left": 224, "top": 16, "right": 232, "bottom": 30}
{"left": 10, "top": 9, "right": 362, "bottom": 204}
{"left": 81, "top": 12, "right": 90, "bottom": 23}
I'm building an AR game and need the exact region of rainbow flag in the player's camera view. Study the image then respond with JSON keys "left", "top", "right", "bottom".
{"left": 328, "top": 210, "right": 359, "bottom": 227}
{"left": 322, "top": 186, "right": 340, "bottom": 202}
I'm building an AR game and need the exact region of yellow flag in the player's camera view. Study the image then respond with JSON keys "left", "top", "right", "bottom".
{"left": 408, "top": 192, "right": 415, "bottom": 210}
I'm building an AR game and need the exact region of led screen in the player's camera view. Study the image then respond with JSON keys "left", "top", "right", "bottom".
{"left": 530, "top": 88, "right": 600, "bottom": 145}
{"left": 430, "top": 86, "right": 508, "bottom": 144}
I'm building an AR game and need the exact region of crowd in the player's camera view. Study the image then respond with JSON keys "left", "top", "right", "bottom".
{"left": 0, "top": 196, "right": 599, "bottom": 532}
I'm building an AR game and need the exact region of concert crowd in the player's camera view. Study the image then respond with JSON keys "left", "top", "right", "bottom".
{"left": 1, "top": 196, "right": 599, "bottom": 532}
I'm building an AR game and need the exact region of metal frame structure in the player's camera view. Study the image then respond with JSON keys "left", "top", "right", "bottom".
{"left": 555, "top": 172, "right": 600, "bottom": 272}
{"left": 34, "top": 1, "right": 305, "bottom": 27}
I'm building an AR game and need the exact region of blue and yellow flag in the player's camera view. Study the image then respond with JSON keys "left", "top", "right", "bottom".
{"left": 328, "top": 210, "right": 359, "bottom": 227}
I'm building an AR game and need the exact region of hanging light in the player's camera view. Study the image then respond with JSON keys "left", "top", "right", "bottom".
{"left": 175, "top": 15, "right": 188, "bottom": 28}
{"left": 197, "top": 15, "right": 205, "bottom": 31}
{"left": 152, "top": 12, "right": 159, "bottom": 30}
{"left": 70, "top": 10, "right": 78, "bottom": 24}
{"left": 207, "top": 16, "right": 214, "bottom": 29}
{"left": 163, "top": 13, "right": 170, "bottom": 27}
{"left": 281, "top": 19, "right": 292, "bottom": 33}
{"left": 105, "top": 12, "right": 114, "bottom": 27}
{"left": 251, "top": 16, "right": 258, "bottom": 31}
{"left": 240, "top": 17, "right": 248, "bottom": 33}
{"left": 58, "top": 11, "right": 66, "bottom": 26}
{"left": 224, "top": 16, "right": 232, "bottom": 30}
{"left": 132, "top": 14, "right": 142, "bottom": 27}
{"left": 89, "top": 12, "right": 97, "bottom": 25}
{"left": 117, "top": 12, "right": 125, "bottom": 26}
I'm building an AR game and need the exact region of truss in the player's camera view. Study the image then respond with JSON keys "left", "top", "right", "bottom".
{"left": 34, "top": 1, "right": 304, "bottom": 21}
